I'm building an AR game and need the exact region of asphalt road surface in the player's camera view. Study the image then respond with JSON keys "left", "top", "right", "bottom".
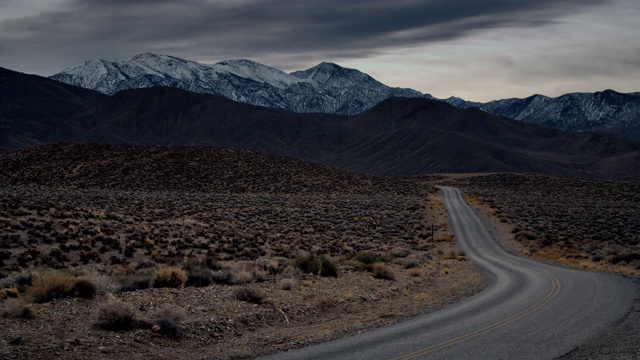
{"left": 260, "top": 186, "right": 638, "bottom": 359}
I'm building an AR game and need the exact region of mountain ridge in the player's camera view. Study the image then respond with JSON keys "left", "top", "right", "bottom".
{"left": 6, "top": 70, "right": 640, "bottom": 179}
{"left": 50, "top": 53, "right": 426, "bottom": 115}
{"left": 50, "top": 53, "right": 640, "bottom": 140}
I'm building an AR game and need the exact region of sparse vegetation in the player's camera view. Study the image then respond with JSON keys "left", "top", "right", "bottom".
{"left": 152, "top": 267, "right": 187, "bottom": 288}
{"left": 293, "top": 253, "right": 338, "bottom": 277}
{"left": 96, "top": 300, "right": 136, "bottom": 331}
{"left": 25, "top": 271, "right": 76, "bottom": 303}
{"left": 234, "top": 286, "right": 265, "bottom": 304}
{"left": 459, "top": 173, "right": 640, "bottom": 276}
{"left": 372, "top": 263, "right": 396, "bottom": 280}
{"left": 74, "top": 278, "right": 97, "bottom": 299}
{"left": 115, "top": 272, "right": 152, "bottom": 292}
{"left": 153, "top": 306, "right": 186, "bottom": 338}
{"left": 0, "top": 145, "right": 493, "bottom": 359}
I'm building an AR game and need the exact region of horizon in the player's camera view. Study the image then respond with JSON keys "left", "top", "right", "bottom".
{"left": 1, "top": 0, "right": 639, "bottom": 102}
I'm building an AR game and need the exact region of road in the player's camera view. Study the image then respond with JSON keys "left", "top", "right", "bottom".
{"left": 259, "top": 186, "right": 638, "bottom": 359}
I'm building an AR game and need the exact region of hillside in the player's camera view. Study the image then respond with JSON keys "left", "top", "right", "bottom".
{"left": 0, "top": 143, "right": 424, "bottom": 195}
{"left": 0, "top": 67, "right": 107, "bottom": 149}
{"left": 2, "top": 78, "right": 640, "bottom": 179}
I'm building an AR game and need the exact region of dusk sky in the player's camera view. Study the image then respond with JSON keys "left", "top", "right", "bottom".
{"left": 1, "top": 0, "right": 638, "bottom": 102}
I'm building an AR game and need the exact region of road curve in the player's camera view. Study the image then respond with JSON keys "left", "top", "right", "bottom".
{"left": 259, "top": 186, "right": 638, "bottom": 360}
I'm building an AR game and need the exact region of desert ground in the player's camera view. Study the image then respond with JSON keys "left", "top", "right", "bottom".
{"left": 0, "top": 145, "right": 487, "bottom": 359}
{"left": 1, "top": 145, "right": 638, "bottom": 359}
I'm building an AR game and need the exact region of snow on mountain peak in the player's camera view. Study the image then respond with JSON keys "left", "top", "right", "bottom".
{"left": 50, "top": 53, "right": 427, "bottom": 114}
{"left": 213, "top": 59, "right": 303, "bottom": 88}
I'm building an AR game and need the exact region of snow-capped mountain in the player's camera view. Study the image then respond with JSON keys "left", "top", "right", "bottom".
{"left": 445, "top": 90, "right": 640, "bottom": 140}
{"left": 50, "top": 53, "right": 427, "bottom": 115}
{"left": 50, "top": 53, "right": 640, "bottom": 140}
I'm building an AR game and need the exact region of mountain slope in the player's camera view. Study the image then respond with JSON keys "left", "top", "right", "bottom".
{"left": 0, "top": 143, "right": 424, "bottom": 195}
{"left": 0, "top": 67, "right": 107, "bottom": 149}
{"left": 51, "top": 53, "right": 640, "bottom": 140}
{"left": 447, "top": 90, "right": 640, "bottom": 141}
{"left": 5, "top": 67, "right": 640, "bottom": 179}
{"left": 50, "top": 53, "right": 426, "bottom": 115}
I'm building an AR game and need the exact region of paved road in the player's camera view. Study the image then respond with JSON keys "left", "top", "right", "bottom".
{"left": 260, "top": 187, "right": 638, "bottom": 359}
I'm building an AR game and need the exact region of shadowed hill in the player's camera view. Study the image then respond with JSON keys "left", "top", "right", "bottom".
{"left": 0, "top": 143, "right": 427, "bottom": 195}
{"left": 0, "top": 67, "right": 107, "bottom": 149}
{"left": 2, "top": 73, "right": 640, "bottom": 179}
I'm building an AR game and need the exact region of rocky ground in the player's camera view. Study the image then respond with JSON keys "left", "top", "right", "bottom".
{"left": 0, "top": 144, "right": 486, "bottom": 359}
{"left": 3, "top": 144, "right": 637, "bottom": 359}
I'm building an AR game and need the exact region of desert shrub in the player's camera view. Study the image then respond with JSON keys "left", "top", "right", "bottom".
{"left": 231, "top": 269, "right": 254, "bottom": 285}
{"left": 74, "top": 279, "right": 97, "bottom": 299}
{"left": 266, "top": 258, "right": 286, "bottom": 275}
{"left": 12, "top": 270, "right": 36, "bottom": 292}
{"left": 280, "top": 278, "right": 296, "bottom": 290}
{"left": 205, "top": 258, "right": 224, "bottom": 270}
{"left": 372, "top": 263, "right": 396, "bottom": 280}
{"left": 353, "top": 251, "right": 379, "bottom": 265}
{"left": 97, "top": 301, "right": 136, "bottom": 331}
{"left": 5, "top": 287, "right": 19, "bottom": 298}
{"left": 181, "top": 258, "right": 204, "bottom": 272}
{"left": 186, "top": 267, "right": 214, "bottom": 287}
{"left": 1, "top": 304, "right": 36, "bottom": 320}
{"left": 319, "top": 256, "right": 338, "bottom": 277}
{"left": 153, "top": 306, "right": 186, "bottom": 338}
{"left": 85, "top": 274, "right": 119, "bottom": 294}
{"left": 152, "top": 267, "right": 187, "bottom": 288}
{"left": 403, "top": 259, "right": 422, "bottom": 269}
{"left": 234, "top": 286, "right": 265, "bottom": 304}
{"left": 116, "top": 272, "right": 152, "bottom": 292}
{"left": 211, "top": 270, "right": 233, "bottom": 285}
{"left": 25, "top": 271, "right": 76, "bottom": 303}
{"left": 293, "top": 253, "right": 321, "bottom": 275}
{"left": 18, "top": 305, "right": 36, "bottom": 319}
{"left": 293, "top": 253, "right": 338, "bottom": 277}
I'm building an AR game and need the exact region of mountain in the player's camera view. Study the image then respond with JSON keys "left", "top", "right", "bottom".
{"left": 446, "top": 90, "right": 640, "bottom": 141}
{"left": 0, "top": 67, "right": 107, "bottom": 149}
{"left": 50, "top": 53, "right": 426, "bottom": 115}
{"left": 4, "top": 69, "right": 640, "bottom": 179}
{"left": 50, "top": 53, "right": 640, "bottom": 140}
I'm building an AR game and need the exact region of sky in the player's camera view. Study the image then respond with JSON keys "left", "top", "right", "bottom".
{"left": 0, "top": 0, "right": 638, "bottom": 102}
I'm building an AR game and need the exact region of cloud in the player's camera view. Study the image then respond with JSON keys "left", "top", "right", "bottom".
{"left": 0, "top": 0, "right": 609, "bottom": 74}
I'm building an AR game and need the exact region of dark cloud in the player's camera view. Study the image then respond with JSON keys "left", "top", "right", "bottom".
{"left": 0, "top": 0, "right": 609, "bottom": 74}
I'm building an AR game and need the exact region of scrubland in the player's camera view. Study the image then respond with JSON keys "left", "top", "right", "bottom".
{"left": 0, "top": 145, "right": 485, "bottom": 359}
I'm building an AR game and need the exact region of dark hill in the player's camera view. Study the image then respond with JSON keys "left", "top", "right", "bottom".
{"left": 0, "top": 67, "right": 107, "bottom": 149}
{"left": 0, "top": 143, "right": 425, "bottom": 195}
{"left": 1, "top": 71, "right": 639, "bottom": 179}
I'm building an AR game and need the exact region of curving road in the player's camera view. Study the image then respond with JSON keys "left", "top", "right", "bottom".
{"left": 260, "top": 186, "right": 638, "bottom": 359}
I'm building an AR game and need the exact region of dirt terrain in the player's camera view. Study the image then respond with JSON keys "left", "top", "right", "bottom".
{"left": 3, "top": 144, "right": 638, "bottom": 359}
{"left": 453, "top": 173, "right": 639, "bottom": 278}
{"left": 0, "top": 144, "right": 486, "bottom": 359}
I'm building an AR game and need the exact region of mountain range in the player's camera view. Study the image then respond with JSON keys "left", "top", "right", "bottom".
{"left": 50, "top": 53, "right": 425, "bottom": 116}
{"left": 50, "top": 53, "right": 640, "bottom": 141}
{"left": 2, "top": 65, "right": 640, "bottom": 180}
